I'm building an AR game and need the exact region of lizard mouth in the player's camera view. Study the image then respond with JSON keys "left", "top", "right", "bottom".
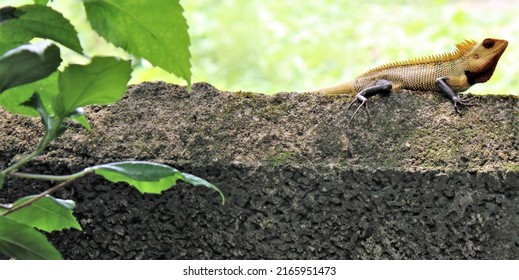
{"left": 473, "top": 48, "right": 506, "bottom": 84}
{"left": 473, "top": 63, "right": 497, "bottom": 83}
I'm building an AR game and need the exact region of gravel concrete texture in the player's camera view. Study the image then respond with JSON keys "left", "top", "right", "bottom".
{"left": 0, "top": 82, "right": 517, "bottom": 259}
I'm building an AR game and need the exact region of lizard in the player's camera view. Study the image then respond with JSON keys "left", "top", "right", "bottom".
{"left": 307, "top": 38, "right": 508, "bottom": 122}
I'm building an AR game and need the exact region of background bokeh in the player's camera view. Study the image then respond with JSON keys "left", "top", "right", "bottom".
{"left": 5, "top": 0, "right": 519, "bottom": 95}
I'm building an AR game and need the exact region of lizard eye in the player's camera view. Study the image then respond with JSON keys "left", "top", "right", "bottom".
{"left": 483, "top": 39, "right": 495, "bottom": 49}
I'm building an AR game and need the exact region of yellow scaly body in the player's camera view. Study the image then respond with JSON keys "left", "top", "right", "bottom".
{"left": 308, "top": 38, "right": 508, "bottom": 119}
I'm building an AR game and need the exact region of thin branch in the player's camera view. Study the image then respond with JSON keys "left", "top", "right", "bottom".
{"left": 1, "top": 130, "right": 51, "bottom": 176}
{"left": 12, "top": 168, "right": 92, "bottom": 181}
{"left": 1, "top": 149, "right": 41, "bottom": 177}
{"left": 1, "top": 115, "right": 63, "bottom": 177}
{"left": 1, "top": 178, "right": 78, "bottom": 216}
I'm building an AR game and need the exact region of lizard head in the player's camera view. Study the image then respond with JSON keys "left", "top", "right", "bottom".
{"left": 466, "top": 38, "right": 508, "bottom": 84}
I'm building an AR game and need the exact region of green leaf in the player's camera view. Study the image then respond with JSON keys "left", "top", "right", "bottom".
{"left": 23, "top": 93, "right": 66, "bottom": 137}
{"left": 93, "top": 161, "right": 225, "bottom": 204}
{"left": 0, "top": 41, "right": 61, "bottom": 93}
{"left": 67, "top": 107, "right": 91, "bottom": 130}
{"left": 0, "top": 203, "right": 12, "bottom": 209}
{"left": 0, "top": 195, "right": 81, "bottom": 232}
{"left": 54, "top": 56, "right": 131, "bottom": 117}
{"left": 0, "top": 4, "right": 82, "bottom": 54}
{"left": 34, "top": 0, "right": 50, "bottom": 5}
{"left": 0, "top": 6, "right": 17, "bottom": 23}
{"left": 0, "top": 216, "right": 62, "bottom": 260}
{"left": 21, "top": 92, "right": 67, "bottom": 142}
{"left": 84, "top": 0, "right": 191, "bottom": 86}
{"left": 0, "top": 174, "right": 4, "bottom": 189}
{"left": 181, "top": 173, "right": 226, "bottom": 205}
{"left": 0, "top": 71, "right": 58, "bottom": 117}
{"left": 93, "top": 161, "right": 184, "bottom": 194}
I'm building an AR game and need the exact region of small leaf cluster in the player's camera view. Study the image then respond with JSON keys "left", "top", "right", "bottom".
{"left": 0, "top": 0, "right": 222, "bottom": 260}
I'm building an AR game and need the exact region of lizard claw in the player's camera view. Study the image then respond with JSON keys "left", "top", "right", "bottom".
{"left": 452, "top": 94, "right": 475, "bottom": 114}
{"left": 347, "top": 98, "right": 357, "bottom": 111}
{"left": 348, "top": 98, "right": 370, "bottom": 123}
{"left": 459, "top": 93, "right": 476, "bottom": 105}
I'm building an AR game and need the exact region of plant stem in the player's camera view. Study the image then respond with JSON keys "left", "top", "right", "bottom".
{"left": 0, "top": 177, "right": 78, "bottom": 216}
{"left": 1, "top": 149, "right": 42, "bottom": 177}
{"left": 12, "top": 168, "right": 93, "bottom": 181}
{"left": 1, "top": 117, "right": 63, "bottom": 177}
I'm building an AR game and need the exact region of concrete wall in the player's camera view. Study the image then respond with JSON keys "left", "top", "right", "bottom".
{"left": 1, "top": 82, "right": 517, "bottom": 259}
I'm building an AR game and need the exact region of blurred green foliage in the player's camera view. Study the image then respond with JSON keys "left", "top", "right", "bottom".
{"left": 5, "top": 0, "right": 518, "bottom": 95}
{"left": 180, "top": 0, "right": 518, "bottom": 95}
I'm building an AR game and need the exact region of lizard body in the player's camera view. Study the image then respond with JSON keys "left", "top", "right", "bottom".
{"left": 309, "top": 38, "right": 508, "bottom": 121}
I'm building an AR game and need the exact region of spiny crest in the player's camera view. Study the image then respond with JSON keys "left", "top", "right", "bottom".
{"left": 360, "top": 39, "right": 478, "bottom": 76}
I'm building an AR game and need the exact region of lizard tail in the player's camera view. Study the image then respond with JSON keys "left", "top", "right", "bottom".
{"left": 304, "top": 81, "right": 356, "bottom": 96}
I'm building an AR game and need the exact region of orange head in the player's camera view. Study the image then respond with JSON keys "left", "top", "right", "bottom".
{"left": 466, "top": 38, "right": 508, "bottom": 84}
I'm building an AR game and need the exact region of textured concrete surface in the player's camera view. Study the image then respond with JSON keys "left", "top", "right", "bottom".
{"left": 1, "top": 82, "right": 518, "bottom": 259}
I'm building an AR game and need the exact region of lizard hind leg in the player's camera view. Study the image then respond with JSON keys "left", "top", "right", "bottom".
{"left": 348, "top": 79, "right": 392, "bottom": 123}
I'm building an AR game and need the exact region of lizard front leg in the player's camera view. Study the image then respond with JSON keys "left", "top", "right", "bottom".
{"left": 435, "top": 77, "right": 473, "bottom": 114}
{"left": 348, "top": 79, "right": 392, "bottom": 122}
